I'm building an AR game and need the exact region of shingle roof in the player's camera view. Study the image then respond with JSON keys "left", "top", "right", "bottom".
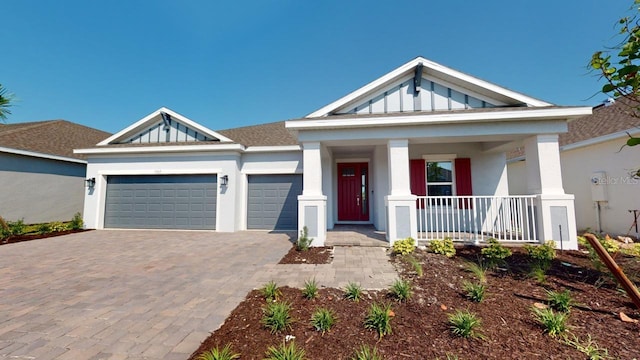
{"left": 218, "top": 121, "right": 298, "bottom": 147}
{"left": 0, "top": 120, "right": 111, "bottom": 160}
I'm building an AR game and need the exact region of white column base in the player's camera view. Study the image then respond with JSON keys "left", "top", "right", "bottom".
{"left": 298, "top": 195, "right": 327, "bottom": 247}
{"left": 385, "top": 195, "right": 418, "bottom": 245}
{"left": 536, "top": 194, "right": 578, "bottom": 250}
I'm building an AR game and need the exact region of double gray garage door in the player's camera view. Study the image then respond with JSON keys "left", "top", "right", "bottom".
{"left": 104, "top": 174, "right": 301, "bottom": 231}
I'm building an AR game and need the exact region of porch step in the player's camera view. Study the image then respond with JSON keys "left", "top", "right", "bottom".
{"left": 326, "top": 225, "right": 388, "bottom": 247}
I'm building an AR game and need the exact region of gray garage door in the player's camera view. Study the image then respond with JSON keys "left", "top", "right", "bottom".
{"left": 105, "top": 175, "right": 217, "bottom": 230}
{"left": 247, "top": 174, "right": 302, "bottom": 230}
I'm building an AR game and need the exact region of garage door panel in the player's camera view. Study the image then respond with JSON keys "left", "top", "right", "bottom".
{"left": 247, "top": 174, "right": 302, "bottom": 230}
{"left": 105, "top": 175, "right": 217, "bottom": 230}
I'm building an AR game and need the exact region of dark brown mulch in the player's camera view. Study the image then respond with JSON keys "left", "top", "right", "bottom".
{"left": 278, "top": 246, "right": 333, "bottom": 264}
{"left": 0, "top": 229, "right": 90, "bottom": 246}
{"left": 190, "top": 246, "right": 640, "bottom": 360}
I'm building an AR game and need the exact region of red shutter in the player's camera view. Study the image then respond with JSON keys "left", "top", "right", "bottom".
{"left": 410, "top": 159, "right": 426, "bottom": 208}
{"left": 455, "top": 158, "right": 473, "bottom": 209}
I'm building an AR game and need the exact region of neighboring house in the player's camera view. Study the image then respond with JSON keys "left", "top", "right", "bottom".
{"left": 76, "top": 57, "right": 592, "bottom": 249}
{"left": 508, "top": 99, "right": 640, "bottom": 238}
{"left": 0, "top": 120, "right": 111, "bottom": 223}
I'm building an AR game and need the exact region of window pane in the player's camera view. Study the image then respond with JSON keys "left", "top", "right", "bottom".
{"left": 341, "top": 167, "right": 355, "bottom": 177}
{"left": 427, "top": 161, "right": 452, "bottom": 182}
{"left": 428, "top": 185, "right": 452, "bottom": 196}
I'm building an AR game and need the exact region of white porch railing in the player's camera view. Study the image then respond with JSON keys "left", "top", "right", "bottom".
{"left": 416, "top": 195, "right": 538, "bottom": 243}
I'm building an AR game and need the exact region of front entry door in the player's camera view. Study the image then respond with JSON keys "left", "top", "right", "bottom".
{"left": 337, "top": 162, "right": 369, "bottom": 221}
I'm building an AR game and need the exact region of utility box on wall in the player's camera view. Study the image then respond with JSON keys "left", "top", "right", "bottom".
{"left": 590, "top": 171, "right": 608, "bottom": 202}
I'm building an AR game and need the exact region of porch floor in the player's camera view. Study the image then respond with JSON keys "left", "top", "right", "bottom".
{"left": 326, "top": 225, "right": 388, "bottom": 247}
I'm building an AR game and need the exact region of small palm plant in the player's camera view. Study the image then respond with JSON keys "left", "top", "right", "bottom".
{"left": 262, "top": 281, "right": 282, "bottom": 301}
{"left": 364, "top": 302, "right": 393, "bottom": 339}
{"left": 344, "top": 282, "right": 363, "bottom": 302}
{"left": 195, "top": 344, "right": 240, "bottom": 360}
{"left": 448, "top": 309, "right": 485, "bottom": 339}
{"left": 262, "top": 302, "right": 293, "bottom": 333}
{"left": 302, "top": 278, "right": 318, "bottom": 300}
{"left": 462, "top": 281, "right": 486, "bottom": 303}
{"left": 310, "top": 308, "right": 336, "bottom": 334}
{"left": 389, "top": 279, "right": 412, "bottom": 302}
{"left": 532, "top": 307, "right": 569, "bottom": 337}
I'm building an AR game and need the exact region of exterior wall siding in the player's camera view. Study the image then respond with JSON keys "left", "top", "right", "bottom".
{"left": 0, "top": 153, "right": 86, "bottom": 223}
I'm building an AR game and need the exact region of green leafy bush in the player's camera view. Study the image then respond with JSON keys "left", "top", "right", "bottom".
{"left": 50, "top": 222, "right": 68, "bottom": 232}
{"left": 351, "top": 345, "right": 382, "bottom": 360}
{"left": 389, "top": 279, "right": 412, "bottom": 302}
{"left": 37, "top": 223, "right": 51, "bottom": 235}
{"left": 310, "top": 308, "right": 336, "bottom": 334}
{"left": 69, "top": 212, "right": 83, "bottom": 230}
{"left": 264, "top": 341, "right": 305, "bottom": 360}
{"left": 392, "top": 237, "right": 415, "bottom": 255}
{"left": 429, "top": 238, "right": 456, "bottom": 258}
{"left": 448, "top": 309, "right": 484, "bottom": 339}
{"left": 622, "top": 243, "right": 640, "bottom": 257}
{"left": 481, "top": 238, "right": 512, "bottom": 268}
{"left": 262, "top": 302, "right": 293, "bottom": 334}
{"left": 0, "top": 216, "right": 9, "bottom": 240}
{"left": 524, "top": 241, "right": 556, "bottom": 271}
{"left": 302, "top": 278, "right": 318, "bottom": 300}
{"left": 364, "top": 302, "right": 393, "bottom": 339}
{"left": 463, "top": 281, "right": 486, "bottom": 303}
{"left": 262, "top": 281, "right": 282, "bottom": 301}
{"left": 546, "top": 289, "right": 575, "bottom": 313}
{"left": 8, "top": 219, "right": 25, "bottom": 236}
{"left": 344, "top": 282, "right": 363, "bottom": 302}
{"left": 195, "top": 344, "right": 240, "bottom": 360}
{"left": 296, "top": 226, "right": 312, "bottom": 251}
{"left": 532, "top": 307, "right": 568, "bottom": 337}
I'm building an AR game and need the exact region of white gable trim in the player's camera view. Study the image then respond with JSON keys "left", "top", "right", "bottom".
{"left": 306, "top": 57, "right": 551, "bottom": 118}
{"left": 75, "top": 143, "right": 244, "bottom": 155}
{"left": 0, "top": 146, "right": 86, "bottom": 164}
{"left": 97, "top": 107, "right": 233, "bottom": 146}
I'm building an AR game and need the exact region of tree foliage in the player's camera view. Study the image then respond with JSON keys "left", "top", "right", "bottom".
{"left": 0, "top": 84, "right": 14, "bottom": 121}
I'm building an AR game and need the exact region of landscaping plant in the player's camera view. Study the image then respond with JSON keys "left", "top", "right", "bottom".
{"left": 195, "top": 344, "right": 240, "bottom": 360}
{"left": 546, "top": 289, "right": 575, "bottom": 313}
{"left": 389, "top": 279, "right": 412, "bottom": 302}
{"left": 262, "top": 301, "right": 293, "bottom": 334}
{"left": 344, "top": 282, "right": 363, "bottom": 302}
{"left": 296, "top": 226, "right": 312, "bottom": 251}
{"left": 37, "top": 223, "right": 51, "bottom": 235}
{"left": 264, "top": 341, "right": 305, "bottom": 360}
{"left": 463, "top": 259, "right": 487, "bottom": 283}
{"left": 462, "top": 281, "right": 486, "bottom": 303}
{"left": 562, "top": 333, "right": 612, "bottom": 360}
{"left": 405, "top": 254, "right": 423, "bottom": 277}
{"left": 364, "top": 302, "right": 393, "bottom": 339}
{"left": 392, "top": 237, "right": 415, "bottom": 255}
{"left": 262, "top": 281, "right": 282, "bottom": 301}
{"left": 351, "top": 345, "right": 382, "bottom": 360}
{"left": 8, "top": 219, "right": 25, "bottom": 236}
{"left": 481, "top": 238, "right": 512, "bottom": 269}
{"left": 524, "top": 240, "right": 556, "bottom": 272}
{"left": 310, "top": 308, "right": 336, "bottom": 334}
{"left": 429, "top": 238, "right": 456, "bottom": 258}
{"left": 70, "top": 212, "right": 83, "bottom": 230}
{"left": 532, "top": 307, "right": 569, "bottom": 337}
{"left": 448, "top": 309, "right": 485, "bottom": 339}
{"left": 302, "top": 278, "right": 318, "bottom": 300}
{"left": 0, "top": 216, "right": 9, "bottom": 240}
{"left": 50, "top": 221, "right": 67, "bottom": 232}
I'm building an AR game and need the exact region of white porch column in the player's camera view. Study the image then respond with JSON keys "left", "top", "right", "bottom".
{"left": 524, "top": 135, "right": 577, "bottom": 249}
{"left": 298, "top": 142, "right": 327, "bottom": 246}
{"left": 385, "top": 139, "right": 417, "bottom": 244}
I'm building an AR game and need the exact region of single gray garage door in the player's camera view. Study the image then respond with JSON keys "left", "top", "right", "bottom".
{"left": 247, "top": 174, "right": 302, "bottom": 230}
{"left": 104, "top": 174, "right": 217, "bottom": 230}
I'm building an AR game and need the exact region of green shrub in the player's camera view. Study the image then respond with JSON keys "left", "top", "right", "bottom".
{"left": 0, "top": 216, "right": 9, "bottom": 240}
{"left": 532, "top": 307, "right": 568, "bottom": 337}
{"left": 344, "top": 282, "right": 363, "bottom": 302}
{"left": 448, "top": 309, "right": 484, "bottom": 339}
{"left": 463, "top": 260, "right": 487, "bottom": 283}
{"left": 481, "top": 238, "right": 512, "bottom": 268}
{"left": 405, "top": 254, "right": 423, "bottom": 277}
{"left": 310, "top": 308, "right": 336, "bottom": 334}
{"left": 389, "top": 279, "right": 412, "bottom": 302}
{"left": 37, "top": 223, "right": 51, "bottom": 235}
{"left": 69, "top": 212, "right": 83, "bottom": 230}
{"left": 429, "top": 238, "right": 456, "bottom": 258}
{"left": 8, "top": 219, "right": 25, "bottom": 236}
{"left": 302, "top": 278, "right": 318, "bottom": 300}
{"left": 264, "top": 341, "right": 305, "bottom": 360}
{"left": 50, "top": 222, "right": 67, "bottom": 232}
{"left": 262, "top": 302, "right": 293, "bottom": 334}
{"left": 546, "top": 289, "right": 575, "bottom": 313}
{"left": 622, "top": 243, "right": 640, "bottom": 257}
{"left": 351, "top": 345, "right": 382, "bottom": 360}
{"left": 392, "top": 237, "right": 416, "bottom": 255}
{"left": 262, "top": 281, "right": 282, "bottom": 301}
{"left": 524, "top": 241, "right": 556, "bottom": 271}
{"left": 195, "top": 344, "right": 240, "bottom": 360}
{"left": 364, "top": 302, "right": 393, "bottom": 339}
{"left": 296, "top": 226, "right": 312, "bottom": 251}
{"left": 463, "top": 281, "right": 486, "bottom": 303}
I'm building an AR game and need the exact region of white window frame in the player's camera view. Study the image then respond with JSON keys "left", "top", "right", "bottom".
{"left": 422, "top": 154, "right": 457, "bottom": 196}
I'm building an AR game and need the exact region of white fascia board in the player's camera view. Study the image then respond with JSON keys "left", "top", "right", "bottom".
{"left": 97, "top": 107, "right": 232, "bottom": 145}
{"left": 0, "top": 146, "right": 86, "bottom": 164}
{"left": 243, "top": 145, "right": 301, "bottom": 153}
{"left": 75, "top": 143, "right": 245, "bottom": 155}
{"left": 305, "top": 56, "right": 552, "bottom": 118}
{"left": 289, "top": 107, "right": 593, "bottom": 131}
{"left": 561, "top": 127, "right": 640, "bottom": 152}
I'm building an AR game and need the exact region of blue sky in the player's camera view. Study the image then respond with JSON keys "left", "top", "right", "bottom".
{"left": 2, "top": 1, "right": 633, "bottom": 134}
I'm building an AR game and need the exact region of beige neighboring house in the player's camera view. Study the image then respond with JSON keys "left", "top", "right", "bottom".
{"left": 0, "top": 120, "right": 110, "bottom": 223}
{"left": 508, "top": 99, "right": 640, "bottom": 238}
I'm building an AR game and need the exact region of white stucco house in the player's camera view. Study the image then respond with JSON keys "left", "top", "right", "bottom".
{"left": 508, "top": 99, "right": 640, "bottom": 238}
{"left": 76, "top": 57, "right": 592, "bottom": 249}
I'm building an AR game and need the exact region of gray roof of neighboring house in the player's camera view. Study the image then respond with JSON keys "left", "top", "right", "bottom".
{"left": 0, "top": 120, "right": 111, "bottom": 160}
{"left": 218, "top": 121, "right": 298, "bottom": 147}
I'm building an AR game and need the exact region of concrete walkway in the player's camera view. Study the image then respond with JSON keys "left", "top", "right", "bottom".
{"left": 0, "top": 230, "right": 399, "bottom": 360}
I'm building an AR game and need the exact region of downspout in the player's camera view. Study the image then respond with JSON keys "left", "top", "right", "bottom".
{"left": 594, "top": 201, "right": 602, "bottom": 233}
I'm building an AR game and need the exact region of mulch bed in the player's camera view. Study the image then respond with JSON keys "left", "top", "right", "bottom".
{"left": 278, "top": 246, "right": 333, "bottom": 264}
{"left": 190, "top": 246, "right": 640, "bottom": 359}
{"left": 0, "top": 229, "right": 90, "bottom": 246}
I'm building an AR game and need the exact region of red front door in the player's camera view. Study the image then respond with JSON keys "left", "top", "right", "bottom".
{"left": 337, "top": 162, "right": 369, "bottom": 221}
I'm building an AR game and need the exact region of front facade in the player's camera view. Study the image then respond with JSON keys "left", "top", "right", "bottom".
{"left": 78, "top": 57, "right": 592, "bottom": 249}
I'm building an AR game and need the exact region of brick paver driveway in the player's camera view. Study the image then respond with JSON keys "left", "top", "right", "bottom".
{"left": 0, "top": 230, "right": 292, "bottom": 360}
